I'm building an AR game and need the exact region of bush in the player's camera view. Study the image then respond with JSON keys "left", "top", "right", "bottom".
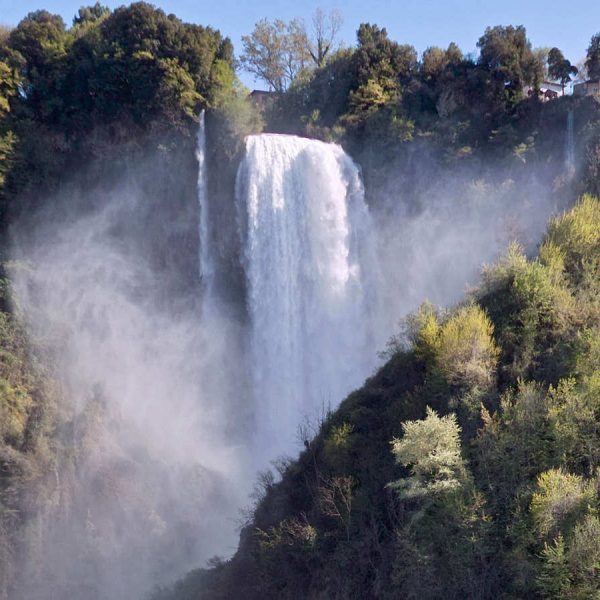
{"left": 541, "top": 195, "right": 600, "bottom": 289}
{"left": 435, "top": 304, "right": 499, "bottom": 391}
{"left": 530, "top": 469, "right": 594, "bottom": 541}
{"left": 478, "top": 243, "right": 574, "bottom": 383}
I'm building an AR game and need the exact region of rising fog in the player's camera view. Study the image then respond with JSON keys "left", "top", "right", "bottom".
{"left": 9, "top": 164, "right": 250, "bottom": 599}
{"left": 375, "top": 168, "right": 570, "bottom": 329}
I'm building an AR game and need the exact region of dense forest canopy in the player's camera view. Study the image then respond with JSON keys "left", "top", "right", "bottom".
{"left": 0, "top": 3, "right": 599, "bottom": 600}
{"left": 1, "top": 2, "right": 600, "bottom": 214}
{"left": 0, "top": 2, "right": 240, "bottom": 225}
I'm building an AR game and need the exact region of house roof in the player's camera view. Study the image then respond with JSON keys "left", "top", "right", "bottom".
{"left": 250, "top": 90, "right": 276, "bottom": 97}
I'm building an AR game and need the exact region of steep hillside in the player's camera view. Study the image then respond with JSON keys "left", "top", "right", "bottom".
{"left": 156, "top": 196, "right": 600, "bottom": 600}
{"left": 0, "top": 274, "right": 63, "bottom": 599}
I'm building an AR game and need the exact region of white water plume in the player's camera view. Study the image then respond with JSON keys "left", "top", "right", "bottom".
{"left": 236, "top": 134, "right": 380, "bottom": 456}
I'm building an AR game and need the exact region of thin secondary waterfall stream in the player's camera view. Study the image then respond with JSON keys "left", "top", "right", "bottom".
{"left": 566, "top": 109, "right": 575, "bottom": 176}
{"left": 197, "top": 110, "right": 213, "bottom": 288}
{"left": 233, "top": 133, "right": 379, "bottom": 456}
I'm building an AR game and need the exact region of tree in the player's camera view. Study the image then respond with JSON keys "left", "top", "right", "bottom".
{"left": 402, "top": 302, "right": 498, "bottom": 427}
{"left": 73, "top": 2, "right": 110, "bottom": 26}
{"left": 355, "top": 23, "right": 417, "bottom": 86}
{"left": 568, "top": 515, "right": 600, "bottom": 597}
{"left": 445, "top": 42, "right": 463, "bottom": 65}
{"left": 547, "top": 377, "right": 600, "bottom": 477}
{"left": 338, "top": 23, "right": 417, "bottom": 142}
{"left": 477, "top": 25, "right": 540, "bottom": 106}
{"left": 530, "top": 469, "right": 594, "bottom": 541}
{"left": 474, "top": 380, "right": 555, "bottom": 522}
{"left": 288, "top": 47, "right": 356, "bottom": 127}
{"left": 8, "top": 10, "right": 69, "bottom": 122}
{"left": 307, "top": 9, "right": 342, "bottom": 67}
{"left": 478, "top": 244, "right": 574, "bottom": 384}
{"left": 317, "top": 475, "right": 354, "bottom": 541}
{"left": 240, "top": 10, "right": 342, "bottom": 90}
{"left": 421, "top": 46, "right": 448, "bottom": 82}
{"left": 390, "top": 407, "right": 465, "bottom": 499}
{"left": 536, "top": 513, "right": 600, "bottom": 598}
{"left": 434, "top": 304, "right": 499, "bottom": 392}
{"left": 240, "top": 18, "right": 310, "bottom": 92}
{"left": 418, "top": 43, "right": 465, "bottom": 117}
{"left": 58, "top": 2, "right": 233, "bottom": 127}
{"left": 547, "top": 47, "right": 578, "bottom": 94}
{"left": 0, "top": 60, "right": 18, "bottom": 191}
{"left": 537, "top": 535, "right": 572, "bottom": 599}
{"left": 585, "top": 33, "right": 600, "bottom": 80}
{"left": 573, "top": 57, "right": 588, "bottom": 83}
{"left": 0, "top": 26, "right": 11, "bottom": 45}
{"left": 541, "top": 195, "right": 600, "bottom": 288}
{"left": 281, "top": 19, "right": 310, "bottom": 86}
{"left": 534, "top": 47, "right": 550, "bottom": 80}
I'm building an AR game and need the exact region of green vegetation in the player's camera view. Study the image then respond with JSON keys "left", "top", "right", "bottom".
{"left": 0, "top": 274, "right": 62, "bottom": 598}
{"left": 548, "top": 47, "right": 578, "bottom": 95}
{"left": 3, "top": 3, "right": 600, "bottom": 225}
{"left": 0, "top": 2, "right": 262, "bottom": 226}
{"left": 157, "top": 197, "right": 600, "bottom": 599}
{"left": 243, "top": 18, "right": 600, "bottom": 211}
{"left": 390, "top": 408, "right": 466, "bottom": 499}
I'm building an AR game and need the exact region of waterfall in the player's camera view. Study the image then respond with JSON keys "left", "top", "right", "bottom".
{"left": 566, "top": 109, "right": 575, "bottom": 176}
{"left": 196, "top": 110, "right": 213, "bottom": 290}
{"left": 236, "top": 134, "right": 379, "bottom": 455}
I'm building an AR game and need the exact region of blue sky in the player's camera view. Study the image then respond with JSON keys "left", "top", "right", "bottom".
{"left": 1, "top": 0, "right": 599, "bottom": 89}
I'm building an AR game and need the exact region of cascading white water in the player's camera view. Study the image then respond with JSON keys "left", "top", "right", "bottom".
{"left": 236, "top": 134, "right": 379, "bottom": 455}
{"left": 566, "top": 109, "right": 575, "bottom": 176}
{"left": 196, "top": 110, "right": 214, "bottom": 290}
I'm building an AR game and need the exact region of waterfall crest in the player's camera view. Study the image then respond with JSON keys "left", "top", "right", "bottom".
{"left": 236, "top": 134, "right": 378, "bottom": 454}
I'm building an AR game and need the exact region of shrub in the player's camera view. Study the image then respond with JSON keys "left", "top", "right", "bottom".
{"left": 541, "top": 195, "right": 600, "bottom": 289}
{"left": 478, "top": 243, "right": 574, "bottom": 383}
{"left": 530, "top": 469, "right": 594, "bottom": 541}
{"left": 435, "top": 304, "right": 499, "bottom": 391}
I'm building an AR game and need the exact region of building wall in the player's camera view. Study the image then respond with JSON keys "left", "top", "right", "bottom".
{"left": 574, "top": 81, "right": 600, "bottom": 96}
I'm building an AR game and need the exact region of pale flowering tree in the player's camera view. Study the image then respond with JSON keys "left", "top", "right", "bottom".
{"left": 390, "top": 407, "right": 466, "bottom": 500}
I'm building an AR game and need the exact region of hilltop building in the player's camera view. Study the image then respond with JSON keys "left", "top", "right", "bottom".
{"left": 249, "top": 90, "right": 278, "bottom": 110}
{"left": 573, "top": 79, "right": 600, "bottom": 97}
{"left": 523, "top": 80, "right": 564, "bottom": 101}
